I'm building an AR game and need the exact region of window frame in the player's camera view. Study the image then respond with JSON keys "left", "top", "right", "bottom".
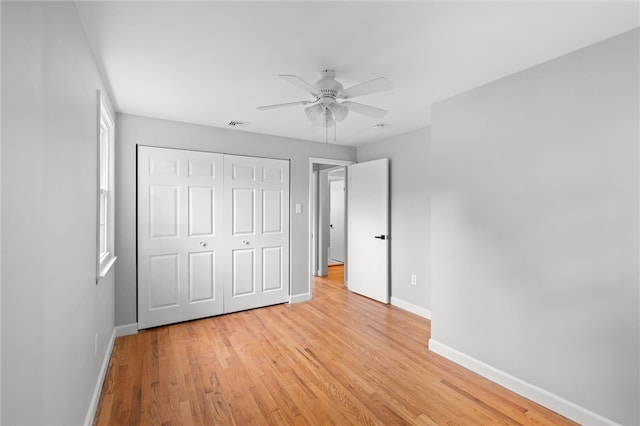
{"left": 97, "top": 91, "right": 116, "bottom": 281}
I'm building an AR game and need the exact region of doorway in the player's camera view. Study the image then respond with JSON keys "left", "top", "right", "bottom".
{"left": 308, "top": 158, "right": 353, "bottom": 297}
{"left": 307, "top": 156, "right": 390, "bottom": 304}
{"left": 328, "top": 168, "right": 345, "bottom": 265}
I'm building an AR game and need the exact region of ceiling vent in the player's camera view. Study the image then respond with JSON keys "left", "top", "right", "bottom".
{"left": 227, "top": 120, "right": 249, "bottom": 127}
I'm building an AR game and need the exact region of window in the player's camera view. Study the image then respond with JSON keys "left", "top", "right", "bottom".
{"left": 97, "top": 92, "right": 116, "bottom": 280}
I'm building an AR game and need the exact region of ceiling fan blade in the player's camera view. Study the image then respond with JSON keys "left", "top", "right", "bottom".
{"left": 279, "top": 74, "right": 320, "bottom": 97}
{"left": 339, "top": 77, "right": 393, "bottom": 99}
{"left": 342, "top": 101, "right": 388, "bottom": 119}
{"left": 257, "top": 100, "right": 315, "bottom": 110}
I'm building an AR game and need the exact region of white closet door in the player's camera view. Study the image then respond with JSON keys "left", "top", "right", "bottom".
{"left": 138, "top": 146, "right": 224, "bottom": 329}
{"left": 223, "top": 155, "right": 290, "bottom": 313}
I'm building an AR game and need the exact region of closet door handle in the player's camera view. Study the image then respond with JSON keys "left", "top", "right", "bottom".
{"left": 374, "top": 235, "right": 387, "bottom": 240}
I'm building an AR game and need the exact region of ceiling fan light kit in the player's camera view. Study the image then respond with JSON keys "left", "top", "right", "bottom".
{"left": 258, "top": 69, "right": 393, "bottom": 131}
{"left": 305, "top": 104, "right": 336, "bottom": 128}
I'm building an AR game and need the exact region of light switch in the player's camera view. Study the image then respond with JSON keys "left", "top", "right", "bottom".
{"left": 295, "top": 203, "right": 302, "bottom": 214}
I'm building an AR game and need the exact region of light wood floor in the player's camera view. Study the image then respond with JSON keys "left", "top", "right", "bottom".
{"left": 94, "top": 265, "right": 575, "bottom": 425}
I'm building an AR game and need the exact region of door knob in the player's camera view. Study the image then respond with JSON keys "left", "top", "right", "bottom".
{"left": 242, "top": 239, "right": 250, "bottom": 245}
{"left": 200, "top": 241, "right": 207, "bottom": 247}
{"left": 374, "top": 235, "right": 387, "bottom": 240}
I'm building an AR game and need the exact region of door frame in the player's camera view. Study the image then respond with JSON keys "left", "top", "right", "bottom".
{"left": 307, "top": 157, "right": 354, "bottom": 300}
{"left": 316, "top": 166, "right": 342, "bottom": 277}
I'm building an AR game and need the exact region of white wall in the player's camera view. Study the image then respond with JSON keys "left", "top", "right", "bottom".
{"left": 357, "top": 128, "right": 431, "bottom": 317}
{"left": 1, "top": 2, "right": 116, "bottom": 424}
{"left": 430, "top": 29, "right": 639, "bottom": 425}
{"left": 115, "top": 113, "right": 356, "bottom": 326}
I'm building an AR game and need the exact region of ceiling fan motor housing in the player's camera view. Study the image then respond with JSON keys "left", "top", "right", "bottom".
{"left": 315, "top": 69, "right": 343, "bottom": 105}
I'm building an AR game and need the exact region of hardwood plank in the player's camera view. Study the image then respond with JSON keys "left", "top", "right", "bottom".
{"left": 94, "top": 266, "right": 576, "bottom": 425}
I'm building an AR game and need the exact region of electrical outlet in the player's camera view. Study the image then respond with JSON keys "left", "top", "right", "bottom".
{"left": 94, "top": 333, "right": 98, "bottom": 357}
{"left": 411, "top": 274, "right": 417, "bottom": 286}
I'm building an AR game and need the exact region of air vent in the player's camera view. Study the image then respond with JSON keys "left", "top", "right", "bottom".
{"left": 228, "top": 120, "right": 249, "bottom": 127}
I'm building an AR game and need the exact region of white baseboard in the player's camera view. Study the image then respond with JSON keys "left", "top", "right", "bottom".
{"left": 289, "top": 293, "right": 311, "bottom": 304}
{"left": 391, "top": 297, "right": 432, "bottom": 319}
{"left": 428, "top": 339, "right": 619, "bottom": 426}
{"left": 84, "top": 328, "right": 116, "bottom": 426}
{"left": 115, "top": 323, "right": 138, "bottom": 337}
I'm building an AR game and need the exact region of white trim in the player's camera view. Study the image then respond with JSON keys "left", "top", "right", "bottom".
{"left": 289, "top": 293, "right": 311, "bottom": 304}
{"left": 308, "top": 157, "right": 354, "bottom": 166}
{"left": 428, "top": 339, "right": 620, "bottom": 426}
{"left": 84, "top": 328, "right": 116, "bottom": 426}
{"left": 115, "top": 323, "right": 139, "bottom": 337}
{"left": 96, "top": 91, "right": 116, "bottom": 284}
{"left": 83, "top": 324, "right": 138, "bottom": 424}
{"left": 390, "top": 297, "right": 431, "bottom": 319}
{"left": 97, "top": 255, "right": 117, "bottom": 281}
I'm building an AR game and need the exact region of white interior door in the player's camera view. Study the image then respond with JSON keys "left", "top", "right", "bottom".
{"left": 223, "top": 155, "right": 290, "bottom": 313}
{"left": 347, "top": 158, "right": 389, "bottom": 303}
{"left": 138, "top": 146, "right": 224, "bottom": 329}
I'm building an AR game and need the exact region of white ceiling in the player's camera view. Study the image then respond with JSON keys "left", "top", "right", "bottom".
{"left": 76, "top": 1, "right": 639, "bottom": 146}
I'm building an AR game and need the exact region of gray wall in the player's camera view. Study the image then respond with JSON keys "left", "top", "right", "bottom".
{"left": 317, "top": 169, "right": 331, "bottom": 275}
{"left": 357, "top": 128, "right": 431, "bottom": 314}
{"left": 430, "top": 29, "right": 639, "bottom": 425}
{"left": 329, "top": 174, "right": 345, "bottom": 263}
{"left": 1, "top": 2, "right": 116, "bottom": 424}
{"left": 115, "top": 113, "right": 356, "bottom": 326}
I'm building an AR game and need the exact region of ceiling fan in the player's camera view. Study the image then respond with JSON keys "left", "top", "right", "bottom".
{"left": 257, "top": 70, "right": 393, "bottom": 128}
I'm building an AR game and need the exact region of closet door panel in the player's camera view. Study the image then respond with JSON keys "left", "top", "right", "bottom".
{"left": 223, "top": 155, "right": 290, "bottom": 313}
{"left": 138, "top": 147, "right": 224, "bottom": 329}
{"left": 139, "top": 147, "right": 290, "bottom": 328}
